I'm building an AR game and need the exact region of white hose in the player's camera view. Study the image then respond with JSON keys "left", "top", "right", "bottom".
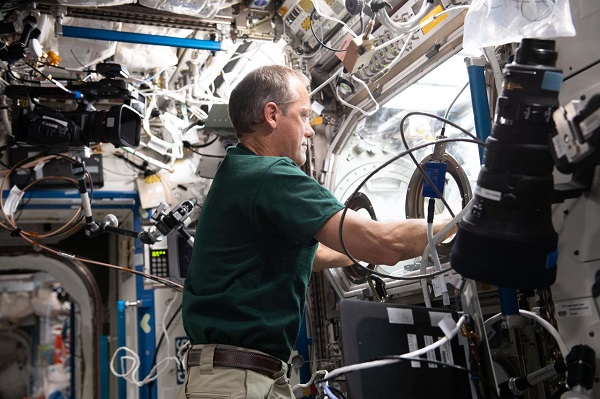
{"left": 421, "top": 197, "right": 474, "bottom": 307}
{"left": 374, "top": 0, "right": 436, "bottom": 34}
{"left": 484, "top": 310, "right": 569, "bottom": 359}
{"left": 322, "top": 314, "right": 468, "bottom": 381}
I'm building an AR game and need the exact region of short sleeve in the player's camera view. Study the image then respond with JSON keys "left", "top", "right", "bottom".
{"left": 252, "top": 159, "right": 344, "bottom": 246}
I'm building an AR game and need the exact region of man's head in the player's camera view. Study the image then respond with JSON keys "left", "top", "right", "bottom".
{"left": 229, "top": 65, "right": 310, "bottom": 135}
{"left": 228, "top": 65, "right": 315, "bottom": 166}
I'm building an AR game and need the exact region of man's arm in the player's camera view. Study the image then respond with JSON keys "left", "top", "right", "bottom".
{"left": 313, "top": 243, "right": 354, "bottom": 272}
{"left": 314, "top": 208, "right": 455, "bottom": 266}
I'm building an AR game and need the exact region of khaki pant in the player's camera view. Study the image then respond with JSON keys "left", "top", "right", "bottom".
{"left": 177, "top": 344, "right": 295, "bottom": 399}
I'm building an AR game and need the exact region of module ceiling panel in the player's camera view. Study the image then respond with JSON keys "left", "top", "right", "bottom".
{"left": 35, "top": 1, "right": 233, "bottom": 31}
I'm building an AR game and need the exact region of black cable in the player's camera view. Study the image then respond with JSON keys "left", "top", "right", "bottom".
{"left": 400, "top": 113, "right": 459, "bottom": 218}
{"left": 70, "top": 48, "right": 88, "bottom": 70}
{"left": 185, "top": 134, "right": 219, "bottom": 148}
{"left": 404, "top": 111, "right": 481, "bottom": 143}
{"left": 359, "top": 12, "right": 364, "bottom": 35}
{"left": 0, "top": 144, "right": 9, "bottom": 168}
{"left": 442, "top": 81, "right": 470, "bottom": 134}
{"left": 7, "top": 63, "right": 39, "bottom": 83}
{"left": 36, "top": 61, "right": 68, "bottom": 70}
{"left": 23, "top": 60, "right": 51, "bottom": 80}
{"left": 183, "top": 141, "right": 225, "bottom": 158}
{"left": 318, "top": 356, "right": 500, "bottom": 399}
{"left": 400, "top": 111, "right": 483, "bottom": 219}
{"left": 325, "top": 385, "right": 347, "bottom": 399}
{"left": 382, "top": 357, "right": 501, "bottom": 399}
{"left": 36, "top": 60, "right": 96, "bottom": 75}
{"left": 114, "top": 151, "right": 148, "bottom": 173}
{"left": 318, "top": 356, "right": 472, "bottom": 382}
{"left": 23, "top": 61, "right": 81, "bottom": 99}
{"left": 310, "top": 9, "right": 348, "bottom": 53}
{"left": 338, "top": 136, "right": 483, "bottom": 281}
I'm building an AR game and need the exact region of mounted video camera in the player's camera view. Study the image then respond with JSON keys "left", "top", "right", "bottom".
{"left": 6, "top": 63, "right": 143, "bottom": 148}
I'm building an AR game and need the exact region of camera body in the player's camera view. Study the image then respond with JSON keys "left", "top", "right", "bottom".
{"left": 6, "top": 65, "right": 144, "bottom": 148}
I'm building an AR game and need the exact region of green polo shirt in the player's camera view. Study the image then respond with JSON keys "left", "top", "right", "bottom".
{"left": 182, "top": 144, "right": 344, "bottom": 361}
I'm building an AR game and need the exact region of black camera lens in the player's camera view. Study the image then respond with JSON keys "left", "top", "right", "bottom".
{"left": 514, "top": 38, "right": 558, "bottom": 66}
{"left": 85, "top": 104, "right": 141, "bottom": 147}
{"left": 450, "top": 39, "right": 562, "bottom": 290}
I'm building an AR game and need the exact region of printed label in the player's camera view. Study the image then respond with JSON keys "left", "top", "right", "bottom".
{"left": 424, "top": 336, "right": 437, "bottom": 367}
{"left": 438, "top": 338, "right": 454, "bottom": 366}
{"left": 407, "top": 334, "right": 420, "bottom": 368}
{"left": 555, "top": 298, "right": 594, "bottom": 318}
{"left": 387, "top": 308, "right": 414, "bottom": 325}
{"left": 475, "top": 186, "right": 502, "bottom": 201}
{"left": 431, "top": 275, "right": 446, "bottom": 298}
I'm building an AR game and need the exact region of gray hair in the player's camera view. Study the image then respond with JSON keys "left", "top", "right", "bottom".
{"left": 228, "top": 65, "right": 310, "bottom": 136}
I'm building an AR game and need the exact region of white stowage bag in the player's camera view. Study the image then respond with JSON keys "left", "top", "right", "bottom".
{"left": 0, "top": 291, "right": 33, "bottom": 320}
{"left": 57, "top": 0, "right": 134, "bottom": 5}
{"left": 462, "top": 0, "right": 576, "bottom": 50}
{"left": 30, "top": 287, "right": 64, "bottom": 318}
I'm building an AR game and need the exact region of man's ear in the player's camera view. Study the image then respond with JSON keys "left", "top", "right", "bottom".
{"left": 263, "top": 102, "right": 278, "bottom": 129}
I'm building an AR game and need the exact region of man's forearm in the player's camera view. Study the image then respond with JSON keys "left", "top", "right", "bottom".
{"left": 312, "top": 243, "right": 354, "bottom": 272}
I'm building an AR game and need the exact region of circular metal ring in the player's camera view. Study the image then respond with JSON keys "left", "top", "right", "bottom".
{"left": 337, "top": 77, "right": 355, "bottom": 96}
{"left": 405, "top": 153, "right": 473, "bottom": 261}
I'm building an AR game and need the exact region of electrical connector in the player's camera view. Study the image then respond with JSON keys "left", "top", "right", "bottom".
{"left": 421, "top": 161, "right": 447, "bottom": 199}
{"left": 342, "top": 20, "right": 375, "bottom": 74}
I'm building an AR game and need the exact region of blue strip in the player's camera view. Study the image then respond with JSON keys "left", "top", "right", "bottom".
{"left": 499, "top": 287, "right": 519, "bottom": 316}
{"left": 100, "top": 336, "right": 109, "bottom": 399}
{"left": 467, "top": 64, "right": 492, "bottom": 162}
{"left": 541, "top": 71, "right": 563, "bottom": 92}
{"left": 62, "top": 26, "right": 222, "bottom": 51}
{"left": 297, "top": 312, "right": 311, "bottom": 399}
{"left": 133, "top": 206, "right": 158, "bottom": 399}
{"left": 70, "top": 305, "right": 76, "bottom": 399}
{"left": 546, "top": 248, "right": 559, "bottom": 269}
{"left": 117, "top": 301, "right": 127, "bottom": 399}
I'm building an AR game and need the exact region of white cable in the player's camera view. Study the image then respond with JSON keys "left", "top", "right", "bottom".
{"left": 427, "top": 221, "right": 450, "bottom": 306}
{"left": 322, "top": 314, "right": 469, "bottom": 381}
{"left": 373, "top": 5, "right": 471, "bottom": 52}
{"left": 374, "top": 29, "right": 413, "bottom": 80}
{"left": 292, "top": 369, "right": 328, "bottom": 391}
{"left": 373, "top": 0, "right": 436, "bottom": 34}
{"left": 373, "top": 30, "right": 408, "bottom": 52}
{"left": 334, "top": 74, "right": 380, "bottom": 116}
{"left": 312, "top": 0, "right": 357, "bottom": 39}
{"left": 481, "top": 46, "right": 504, "bottom": 101}
{"left": 324, "top": 384, "right": 338, "bottom": 398}
{"left": 420, "top": 197, "right": 473, "bottom": 307}
{"left": 110, "top": 294, "right": 182, "bottom": 386}
{"left": 422, "top": 224, "right": 434, "bottom": 307}
{"left": 310, "top": 67, "right": 343, "bottom": 97}
{"left": 3, "top": 185, "right": 24, "bottom": 217}
{"left": 484, "top": 312, "right": 503, "bottom": 327}
{"left": 484, "top": 310, "right": 569, "bottom": 359}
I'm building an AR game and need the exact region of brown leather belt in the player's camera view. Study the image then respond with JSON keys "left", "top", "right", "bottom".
{"left": 187, "top": 348, "right": 282, "bottom": 379}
